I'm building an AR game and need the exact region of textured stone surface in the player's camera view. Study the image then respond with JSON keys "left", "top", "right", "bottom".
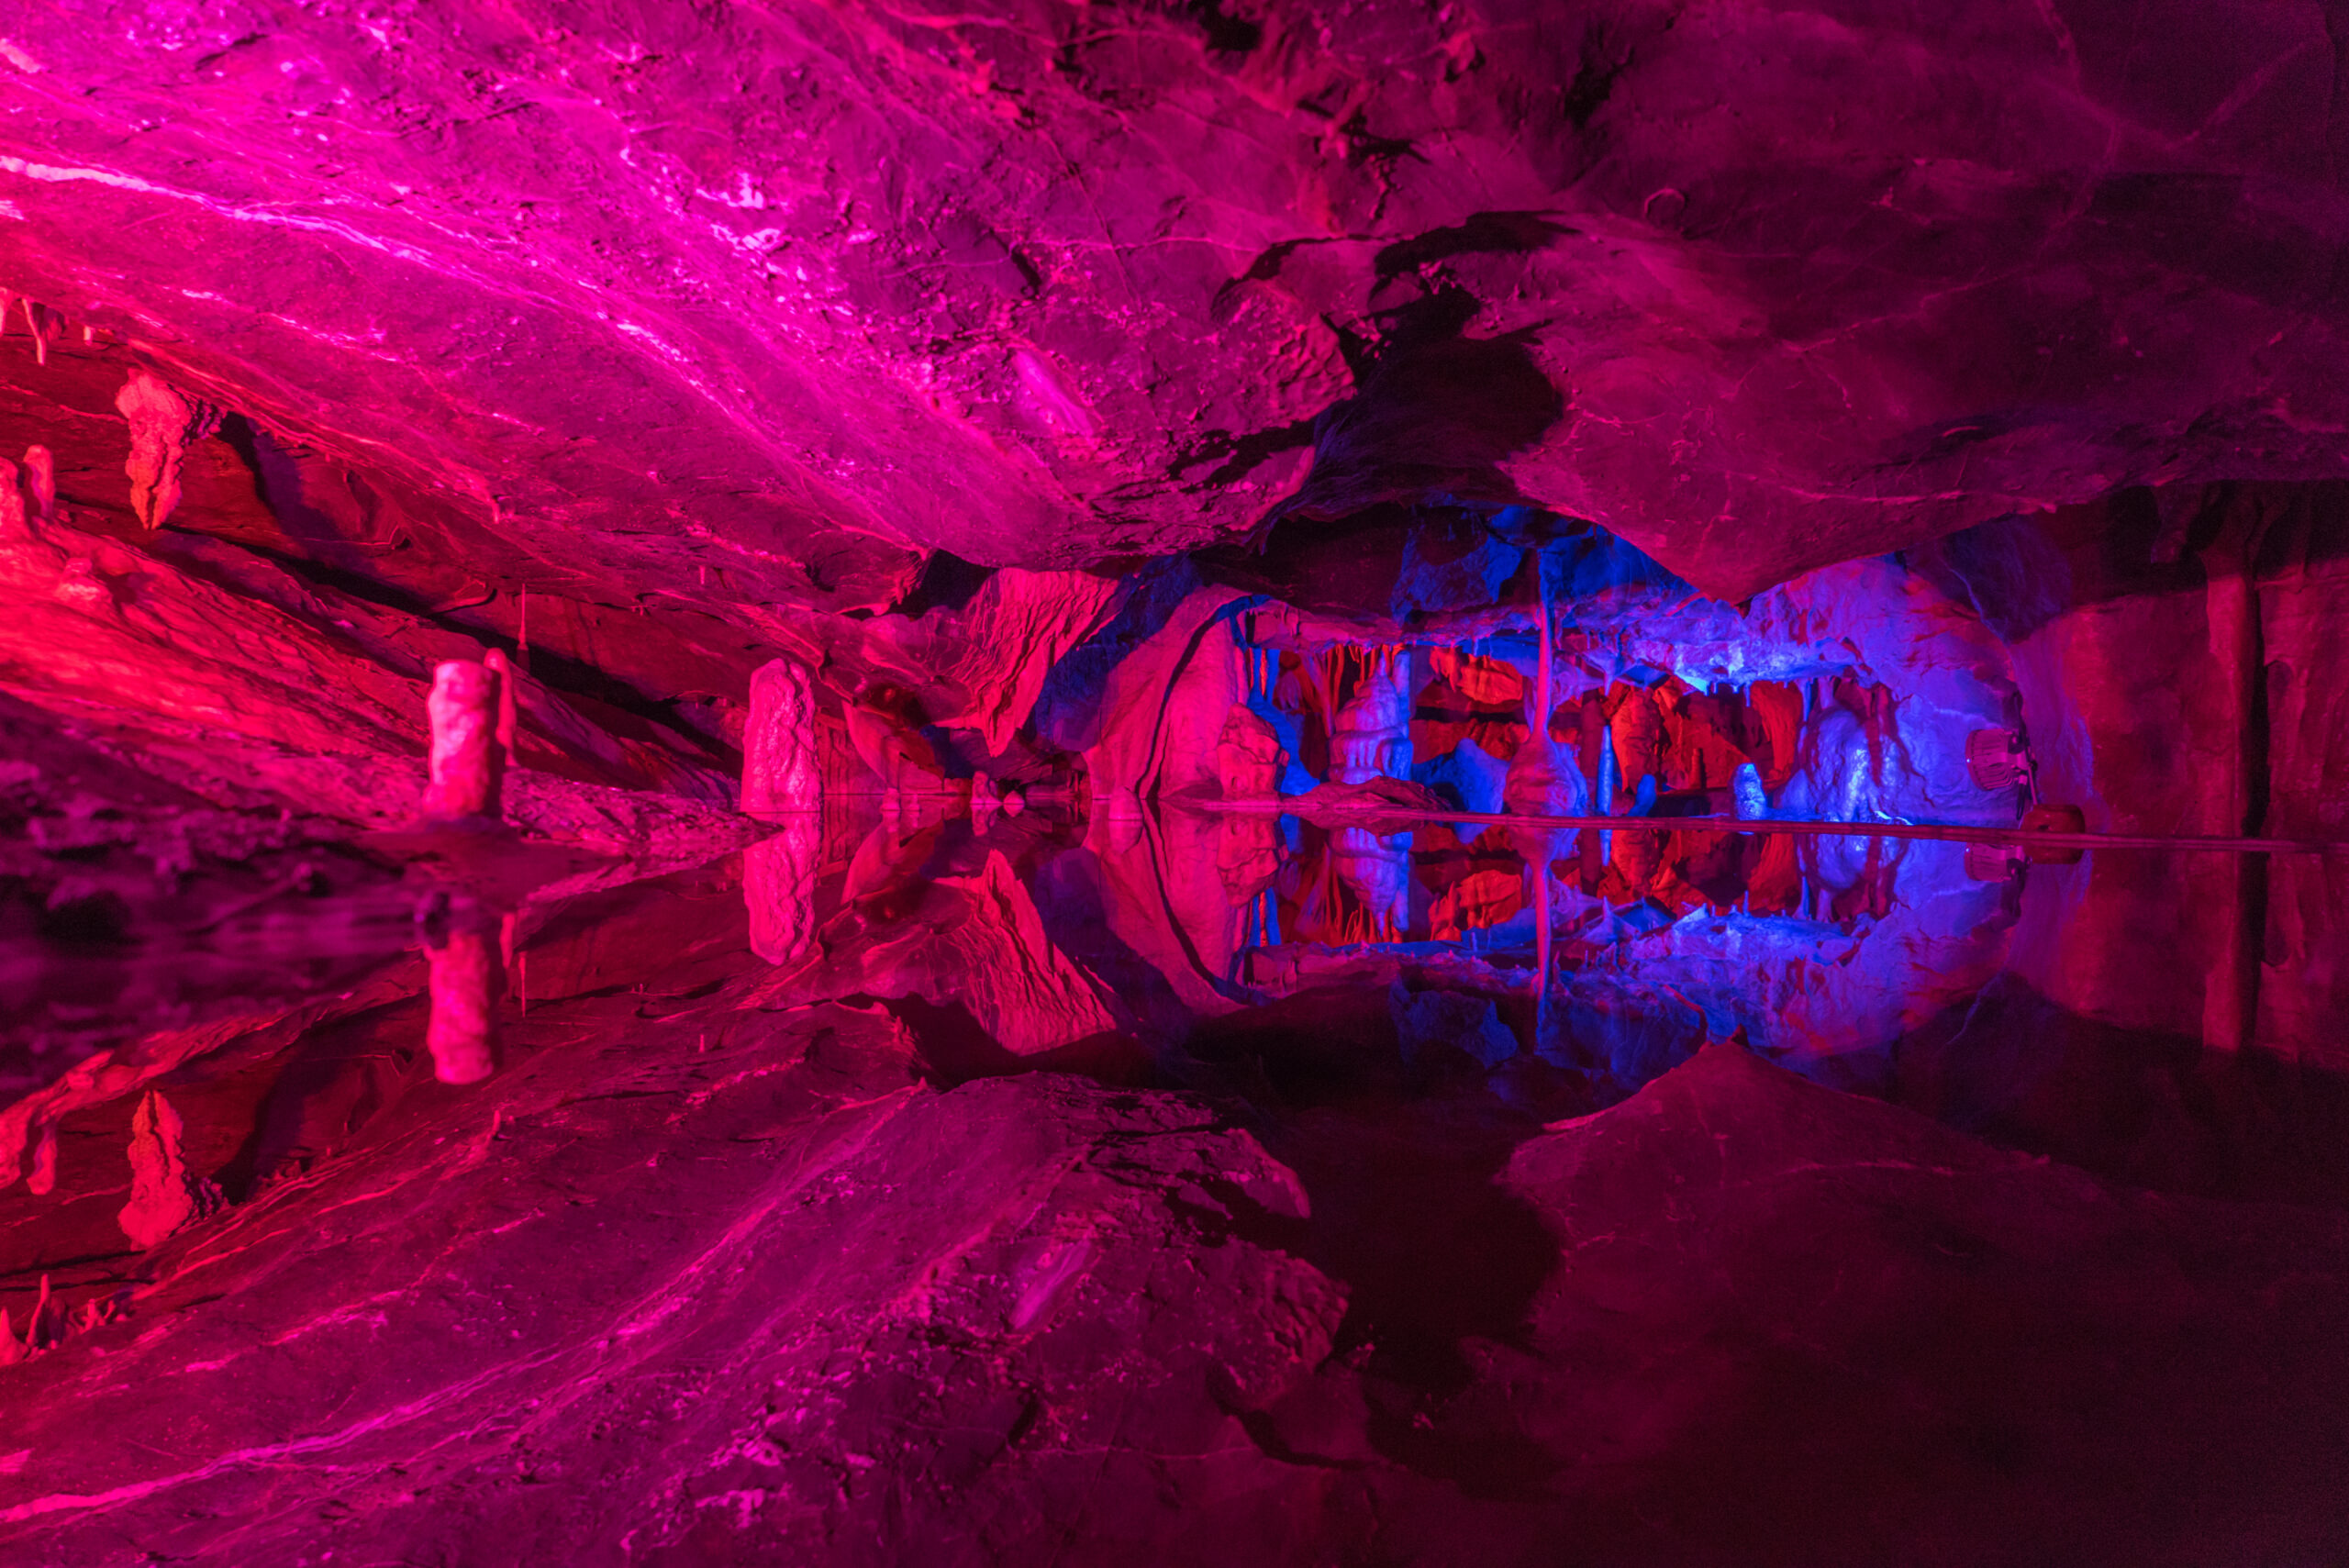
{"left": 0, "top": 2, "right": 2341, "bottom": 602}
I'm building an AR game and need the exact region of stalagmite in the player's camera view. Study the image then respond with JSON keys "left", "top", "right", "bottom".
{"left": 421, "top": 658, "right": 511, "bottom": 821}
{"left": 425, "top": 922, "right": 500, "bottom": 1084}
{"left": 741, "top": 656, "right": 819, "bottom": 813}
{"left": 51, "top": 557, "right": 111, "bottom": 611}
{"left": 1328, "top": 648, "right": 1410, "bottom": 785}
{"left": 1733, "top": 762, "right": 1773, "bottom": 820}
{"left": 117, "top": 1091, "right": 219, "bottom": 1250}
{"left": 22, "top": 444, "right": 54, "bottom": 522}
{"left": 740, "top": 656, "right": 822, "bottom": 964}
{"left": 1504, "top": 579, "right": 1591, "bottom": 816}
{"left": 115, "top": 367, "right": 221, "bottom": 529}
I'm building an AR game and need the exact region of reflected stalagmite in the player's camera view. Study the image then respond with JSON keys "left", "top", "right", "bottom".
{"left": 424, "top": 920, "right": 501, "bottom": 1085}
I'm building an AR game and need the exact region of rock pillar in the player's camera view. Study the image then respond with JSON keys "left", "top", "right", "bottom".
{"left": 743, "top": 656, "right": 820, "bottom": 812}
{"left": 422, "top": 655, "right": 515, "bottom": 821}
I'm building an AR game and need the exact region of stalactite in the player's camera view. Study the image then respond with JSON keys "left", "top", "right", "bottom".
{"left": 21, "top": 298, "right": 61, "bottom": 365}
{"left": 24, "top": 1121, "right": 57, "bottom": 1195}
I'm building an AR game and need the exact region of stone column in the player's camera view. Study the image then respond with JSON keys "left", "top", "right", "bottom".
{"left": 742, "top": 656, "right": 819, "bottom": 812}
{"left": 422, "top": 657, "right": 511, "bottom": 821}
{"left": 742, "top": 657, "right": 821, "bottom": 965}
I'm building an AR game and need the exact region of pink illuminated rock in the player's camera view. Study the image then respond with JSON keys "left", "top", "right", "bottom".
{"left": 424, "top": 925, "right": 499, "bottom": 1084}
{"left": 1215, "top": 704, "right": 1286, "bottom": 797}
{"left": 741, "top": 655, "right": 818, "bottom": 814}
{"left": 928, "top": 569, "right": 1119, "bottom": 755}
{"left": 116, "top": 1090, "right": 218, "bottom": 1251}
{"left": 0, "top": 3, "right": 2338, "bottom": 597}
{"left": 19, "top": 444, "right": 53, "bottom": 523}
{"left": 842, "top": 684, "right": 951, "bottom": 798}
{"left": 19, "top": 299, "right": 61, "bottom": 367}
{"left": 744, "top": 814, "right": 819, "bottom": 965}
{"left": 113, "top": 369, "right": 219, "bottom": 531}
{"left": 421, "top": 658, "right": 509, "bottom": 821}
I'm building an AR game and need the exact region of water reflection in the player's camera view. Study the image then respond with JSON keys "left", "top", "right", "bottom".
{"left": 740, "top": 800, "right": 2349, "bottom": 1206}
{"left": 764, "top": 804, "right": 2015, "bottom": 1094}
{"left": 4, "top": 801, "right": 2343, "bottom": 1235}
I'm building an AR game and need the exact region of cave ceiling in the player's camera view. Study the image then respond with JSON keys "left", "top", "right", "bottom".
{"left": 0, "top": 0, "right": 2341, "bottom": 607}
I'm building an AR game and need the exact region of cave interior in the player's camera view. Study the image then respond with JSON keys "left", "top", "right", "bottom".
{"left": 2, "top": 3, "right": 2348, "bottom": 1564}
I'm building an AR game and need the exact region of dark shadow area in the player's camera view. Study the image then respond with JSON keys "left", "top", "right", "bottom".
{"left": 1880, "top": 973, "right": 2349, "bottom": 1212}
{"left": 1259, "top": 287, "right": 1567, "bottom": 535}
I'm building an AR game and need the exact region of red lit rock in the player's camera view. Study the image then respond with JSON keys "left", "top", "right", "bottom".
{"left": 116, "top": 1090, "right": 218, "bottom": 1250}
{"left": 424, "top": 923, "right": 500, "bottom": 1085}
{"left": 421, "top": 658, "right": 509, "bottom": 822}
{"left": 114, "top": 369, "right": 218, "bottom": 531}
{"left": 741, "top": 655, "right": 818, "bottom": 815}
{"left": 1214, "top": 704, "right": 1286, "bottom": 797}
